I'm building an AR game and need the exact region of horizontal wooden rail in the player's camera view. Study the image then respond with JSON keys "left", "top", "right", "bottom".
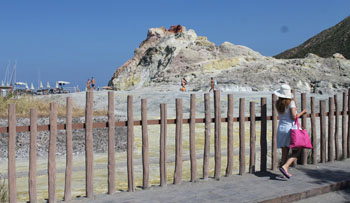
{"left": 0, "top": 111, "right": 348, "bottom": 133}
{"left": 5, "top": 113, "right": 339, "bottom": 133}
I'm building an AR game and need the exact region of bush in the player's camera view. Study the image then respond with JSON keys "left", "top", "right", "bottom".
{"left": 0, "top": 173, "right": 8, "bottom": 203}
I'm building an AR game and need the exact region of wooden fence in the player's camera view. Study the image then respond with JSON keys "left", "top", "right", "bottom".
{"left": 1, "top": 89, "right": 350, "bottom": 203}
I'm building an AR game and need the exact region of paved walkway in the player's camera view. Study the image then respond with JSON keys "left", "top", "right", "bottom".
{"left": 68, "top": 159, "right": 350, "bottom": 203}
{"left": 295, "top": 187, "right": 350, "bottom": 203}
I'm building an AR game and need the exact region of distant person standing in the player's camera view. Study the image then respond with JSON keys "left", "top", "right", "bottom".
{"left": 86, "top": 79, "right": 91, "bottom": 91}
{"left": 91, "top": 77, "right": 96, "bottom": 90}
{"left": 209, "top": 77, "right": 216, "bottom": 92}
{"left": 181, "top": 77, "right": 187, "bottom": 92}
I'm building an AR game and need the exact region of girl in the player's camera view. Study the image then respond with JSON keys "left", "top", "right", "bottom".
{"left": 274, "top": 84, "right": 307, "bottom": 179}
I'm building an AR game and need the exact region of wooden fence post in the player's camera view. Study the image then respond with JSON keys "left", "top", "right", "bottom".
{"left": 311, "top": 97, "right": 317, "bottom": 164}
{"left": 346, "top": 90, "right": 350, "bottom": 158}
{"left": 301, "top": 93, "right": 308, "bottom": 165}
{"left": 108, "top": 92, "right": 115, "bottom": 194}
{"left": 291, "top": 89, "right": 297, "bottom": 167}
{"left": 160, "top": 103, "right": 167, "bottom": 186}
{"left": 271, "top": 94, "right": 277, "bottom": 171}
{"left": 328, "top": 97, "right": 334, "bottom": 162}
{"left": 85, "top": 91, "right": 94, "bottom": 198}
{"left": 214, "top": 90, "right": 221, "bottom": 180}
{"left": 64, "top": 97, "right": 73, "bottom": 201}
{"left": 29, "top": 109, "right": 37, "bottom": 203}
{"left": 127, "top": 95, "right": 135, "bottom": 192}
{"left": 342, "top": 92, "right": 348, "bottom": 159}
{"left": 249, "top": 102, "right": 256, "bottom": 173}
{"left": 239, "top": 98, "right": 245, "bottom": 175}
{"left": 190, "top": 94, "right": 197, "bottom": 182}
{"left": 226, "top": 94, "right": 233, "bottom": 176}
{"left": 141, "top": 99, "right": 149, "bottom": 189}
{"left": 320, "top": 100, "right": 326, "bottom": 163}
{"left": 174, "top": 98, "right": 183, "bottom": 184}
{"left": 8, "top": 104, "right": 16, "bottom": 203}
{"left": 334, "top": 95, "right": 339, "bottom": 160}
{"left": 291, "top": 89, "right": 296, "bottom": 100}
{"left": 260, "top": 98, "right": 267, "bottom": 172}
{"left": 49, "top": 103, "right": 57, "bottom": 202}
{"left": 203, "top": 93, "right": 211, "bottom": 179}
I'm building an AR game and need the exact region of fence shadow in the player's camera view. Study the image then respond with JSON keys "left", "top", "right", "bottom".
{"left": 254, "top": 171, "right": 287, "bottom": 181}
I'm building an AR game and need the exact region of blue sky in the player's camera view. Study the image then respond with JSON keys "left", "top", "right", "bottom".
{"left": 0, "top": 1, "right": 349, "bottom": 90}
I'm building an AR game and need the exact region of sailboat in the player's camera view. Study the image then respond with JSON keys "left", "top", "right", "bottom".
{"left": 36, "top": 81, "right": 49, "bottom": 95}
{"left": 30, "top": 83, "right": 34, "bottom": 90}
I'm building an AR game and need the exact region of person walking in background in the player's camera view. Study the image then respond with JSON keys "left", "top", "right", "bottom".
{"left": 180, "top": 77, "right": 187, "bottom": 92}
{"left": 274, "top": 84, "right": 307, "bottom": 179}
{"left": 91, "top": 77, "right": 96, "bottom": 90}
{"left": 86, "top": 78, "right": 91, "bottom": 91}
{"left": 209, "top": 77, "right": 216, "bottom": 92}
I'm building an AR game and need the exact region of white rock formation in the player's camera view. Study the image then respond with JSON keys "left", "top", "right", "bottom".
{"left": 109, "top": 25, "right": 350, "bottom": 94}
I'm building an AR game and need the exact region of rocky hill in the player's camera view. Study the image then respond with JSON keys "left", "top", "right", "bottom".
{"left": 275, "top": 16, "right": 350, "bottom": 59}
{"left": 109, "top": 25, "right": 350, "bottom": 94}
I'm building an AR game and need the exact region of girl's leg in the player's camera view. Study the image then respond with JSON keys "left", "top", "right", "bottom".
{"left": 281, "top": 147, "right": 289, "bottom": 166}
{"left": 282, "top": 149, "right": 301, "bottom": 175}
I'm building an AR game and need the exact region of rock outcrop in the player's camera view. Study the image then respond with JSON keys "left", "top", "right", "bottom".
{"left": 109, "top": 25, "right": 350, "bottom": 94}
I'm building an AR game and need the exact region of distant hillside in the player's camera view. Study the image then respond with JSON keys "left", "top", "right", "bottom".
{"left": 275, "top": 16, "right": 350, "bottom": 59}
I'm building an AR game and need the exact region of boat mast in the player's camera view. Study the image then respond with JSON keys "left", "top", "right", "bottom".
{"left": 3, "top": 60, "right": 10, "bottom": 86}
{"left": 9, "top": 61, "right": 17, "bottom": 85}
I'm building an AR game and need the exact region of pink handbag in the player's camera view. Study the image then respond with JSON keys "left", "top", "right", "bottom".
{"left": 289, "top": 116, "right": 313, "bottom": 149}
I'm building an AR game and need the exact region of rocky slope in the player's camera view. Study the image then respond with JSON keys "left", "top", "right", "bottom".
{"left": 109, "top": 25, "right": 350, "bottom": 94}
{"left": 275, "top": 16, "right": 350, "bottom": 59}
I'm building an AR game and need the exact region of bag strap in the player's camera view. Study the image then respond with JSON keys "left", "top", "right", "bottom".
{"left": 295, "top": 115, "right": 300, "bottom": 129}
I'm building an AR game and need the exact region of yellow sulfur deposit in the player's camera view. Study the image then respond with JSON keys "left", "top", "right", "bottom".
{"left": 203, "top": 58, "right": 241, "bottom": 72}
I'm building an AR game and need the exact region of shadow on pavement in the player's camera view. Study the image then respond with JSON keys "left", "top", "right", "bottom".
{"left": 254, "top": 171, "right": 287, "bottom": 181}
{"left": 299, "top": 168, "right": 350, "bottom": 184}
{"left": 299, "top": 167, "right": 350, "bottom": 200}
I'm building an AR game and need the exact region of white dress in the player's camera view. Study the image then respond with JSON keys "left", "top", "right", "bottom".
{"left": 277, "top": 100, "right": 296, "bottom": 148}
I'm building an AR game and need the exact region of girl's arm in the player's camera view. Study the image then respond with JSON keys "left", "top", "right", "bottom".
{"left": 297, "top": 109, "right": 307, "bottom": 118}
{"left": 290, "top": 108, "right": 307, "bottom": 120}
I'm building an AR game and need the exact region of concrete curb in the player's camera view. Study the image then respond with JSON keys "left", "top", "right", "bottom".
{"left": 259, "top": 180, "right": 350, "bottom": 203}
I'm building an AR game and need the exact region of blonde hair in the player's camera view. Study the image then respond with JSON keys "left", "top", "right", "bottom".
{"left": 276, "top": 98, "right": 292, "bottom": 113}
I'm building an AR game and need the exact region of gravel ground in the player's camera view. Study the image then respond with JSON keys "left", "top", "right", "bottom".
{"left": 0, "top": 116, "right": 127, "bottom": 160}
{"left": 34, "top": 89, "right": 334, "bottom": 119}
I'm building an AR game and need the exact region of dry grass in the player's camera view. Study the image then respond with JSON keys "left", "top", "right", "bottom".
{"left": 0, "top": 96, "right": 107, "bottom": 118}
{"left": 0, "top": 173, "right": 8, "bottom": 203}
